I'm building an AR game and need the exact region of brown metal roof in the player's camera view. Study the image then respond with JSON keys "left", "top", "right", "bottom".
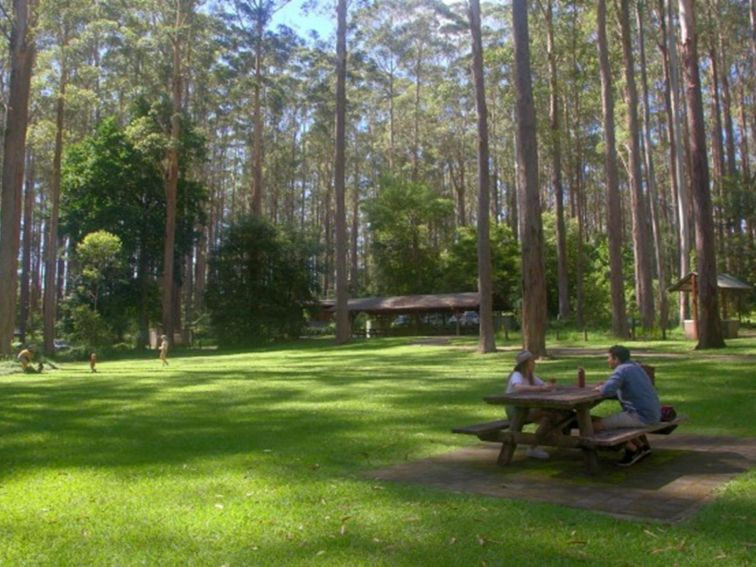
{"left": 323, "top": 292, "right": 504, "bottom": 314}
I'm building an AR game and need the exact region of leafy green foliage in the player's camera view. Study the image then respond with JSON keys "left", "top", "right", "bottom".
{"left": 718, "top": 173, "right": 756, "bottom": 296}
{"left": 62, "top": 117, "right": 164, "bottom": 255}
{"left": 76, "top": 230, "right": 123, "bottom": 311}
{"left": 364, "top": 177, "right": 454, "bottom": 294}
{"left": 61, "top": 117, "right": 164, "bottom": 341}
{"left": 61, "top": 113, "right": 206, "bottom": 343}
{"left": 205, "top": 216, "right": 319, "bottom": 346}
{"left": 541, "top": 213, "right": 639, "bottom": 326}
{"left": 68, "top": 304, "right": 115, "bottom": 352}
{"left": 441, "top": 224, "right": 520, "bottom": 307}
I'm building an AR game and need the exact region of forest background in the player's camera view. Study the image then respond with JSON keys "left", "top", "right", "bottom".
{"left": 0, "top": 0, "right": 753, "bottom": 357}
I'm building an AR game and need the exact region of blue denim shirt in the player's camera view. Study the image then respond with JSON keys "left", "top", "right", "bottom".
{"left": 600, "top": 361, "right": 661, "bottom": 424}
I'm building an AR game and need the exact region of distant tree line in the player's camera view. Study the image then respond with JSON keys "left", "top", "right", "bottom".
{"left": 0, "top": 0, "right": 751, "bottom": 354}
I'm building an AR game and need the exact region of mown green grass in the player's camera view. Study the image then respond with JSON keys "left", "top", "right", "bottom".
{"left": 453, "top": 327, "right": 756, "bottom": 356}
{"left": 1, "top": 337, "right": 754, "bottom": 565}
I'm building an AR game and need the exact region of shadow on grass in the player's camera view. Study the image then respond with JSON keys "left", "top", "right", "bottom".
{"left": 0, "top": 341, "right": 753, "bottom": 483}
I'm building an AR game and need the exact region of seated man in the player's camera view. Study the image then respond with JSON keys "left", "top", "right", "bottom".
{"left": 593, "top": 345, "right": 661, "bottom": 467}
{"left": 17, "top": 346, "right": 40, "bottom": 373}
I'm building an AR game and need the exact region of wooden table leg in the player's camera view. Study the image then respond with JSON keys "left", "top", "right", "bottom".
{"left": 576, "top": 405, "right": 599, "bottom": 474}
{"left": 497, "top": 407, "right": 527, "bottom": 466}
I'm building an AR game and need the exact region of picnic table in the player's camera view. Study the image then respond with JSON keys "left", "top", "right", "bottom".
{"left": 484, "top": 385, "right": 606, "bottom": 473}
{"left": 454, "top": 381, "right": 684, "bottom": 474}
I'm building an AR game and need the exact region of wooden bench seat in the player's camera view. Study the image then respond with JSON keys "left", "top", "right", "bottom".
{"left": 452, "top": 419, "right": 510, "bottom": 441}
{"left": 581, "top": 416, "right": 687, "bottom": 448}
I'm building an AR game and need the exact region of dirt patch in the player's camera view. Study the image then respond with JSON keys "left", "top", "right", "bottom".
{"left": 411, "top": 337, "right": 452, "bottom": 346}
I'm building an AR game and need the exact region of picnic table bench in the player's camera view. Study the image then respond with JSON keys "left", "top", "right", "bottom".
{"left": 453, "top": 365, "right": 685, "bottom": 474}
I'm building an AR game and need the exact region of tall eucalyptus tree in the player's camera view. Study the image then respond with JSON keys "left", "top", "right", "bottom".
{"left": 619, "top": 0, "right": 654, "bottom": 330}
{"left": 597, "top": 0, "right": 628, "bottom": 338}
{"left": 354, "top": 2, "right": 409, "bottom": 175}
{"left": 18, "top": 150, "right": 35, "bottom": 342}
{"left": 219, "top": 0, "right": 289, "bottom": 216}
{"left": 678, "top": 0, "right": 725, "bottom": 348}
{"left": 636, "top": 1, "right": 668, "bottom": 335}
{"left": 40, "top": 0, "right": 91, "bottom": 355}
{"left": 656, "top": 0, "right": 690, "bottom": 324}
{"left": 539, "top": 0, "right": 569, "bottom": 321}
{"left": 334, "top": 0, "right": 351, "bottom": 344}
{"left": 160, "top": 0, "right": 195, "bottom": 343}
{"left": 513, "top": 0, "right": 547, "bottom": 356}
{"left": 467, "top": 0, "right": 495, "bottom": 353}
{"left": 0, "top": 0, "right": 37, "bottom": 355}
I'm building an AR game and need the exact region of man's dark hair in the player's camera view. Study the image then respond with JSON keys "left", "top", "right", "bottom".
{"left": 609, "top": 345, "right": 631, "bottom": 363}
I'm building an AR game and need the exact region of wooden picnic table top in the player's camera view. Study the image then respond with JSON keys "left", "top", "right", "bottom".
{"left": 484, "top": 385, "right": 606, "bottom": 409}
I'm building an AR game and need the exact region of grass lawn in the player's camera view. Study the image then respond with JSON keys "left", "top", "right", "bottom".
{"left": 1, "top": 336, "right": 754, "bottom": 565}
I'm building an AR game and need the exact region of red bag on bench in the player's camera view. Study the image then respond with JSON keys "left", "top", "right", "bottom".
{"left": 660, "top": 405, "right": 677, "bottom": 422}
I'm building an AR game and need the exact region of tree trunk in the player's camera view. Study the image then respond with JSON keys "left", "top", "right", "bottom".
{"left": 448, "top": 159, "right": 465, "bottom": 227}
{"left": 707, "top": 43, "right": 726, "bottom": 266}
{"left": 620, "top": 0, "right": 655, "bottom": 330}
{"left": 388, "top": 68, "right": 395, "bottom": 172}
{"left": 678, "top": 0, "right": 725, "bottom": 348}
{"left": 715, "top": 19, "right": 740, "bottom": 274}
{"left": 490, "top": 90, "right": 500, "bottom": 222}
{"left": 350, "top": 149, "right": 360, "bottom": 295}
{"left": 137, "top": 243, "right": 149, "bottom": 349}
{"left": 334, "top": 0, "right": 351, "bottom": 344}
{"left": 251, "top": 14, "right": 264, "bottom": 216}
{"left": 0, "top": 0, "right": 36, "bottom": 356}
{"left": 510, "top": 106, "right": 519, "bottom": 241}
{"left": 58, "top": 237, "right": 67, "bottom": 301}
{"left": 31, "top": 207, "right": 42, "bottom": 319}
{"left": 43, "top": 59, "right": 67, "bottom": 356}
{"left": 19, "top": 150, "right": 34, "bottom": 343}
{"left": 751, "top": 0, "right": 756, "bottom": 164}
{"left": 664, "top": 0, "right": 691, "bottom": 324}
{"left": 717, "top": 36, "right": 737, "bottom": 180}
{"left": 598, "top": 0, "right": 629, "bottom": 338}
{"left": 412, "top": 43, "right": 423, "bottom": 182}
{"left": 172, "top": 277, "right": 182, "bottom": 339}
{"left": 637, "top": 1, "right": 669, "bottom": 335}
{"left": 513, "top": 0, "right": 547, "bottom": 356}
{"left": 468, "top": 0, "right": 496, "bottom": 354}
{"left": 543, "top": 0, "right": 569, "bottom": 321}
{"left": 751, "top": 0, "right": 756, "bottom": 64}
{"left": 194, "top": 223, "right": 207, "bottom": 313}
{"left": 162, "top": 6, "right": 184, "bottom": 343}
{"left": 322, "top": 174, "right": 332, "bottom": 298}
{"left": 737, "top": 81, "right": 750, "bottom": 179}
{"left": 457, "top": 153, "right": 467, "bottom": 225}
{"left": 183, "top": 250, "right": 193, "bottom": 345}
{"left": 568, "top": 4, "right": 585, "bottom": 328}
{"left": 656, "top": 0, "right": 680, "bottom": 311}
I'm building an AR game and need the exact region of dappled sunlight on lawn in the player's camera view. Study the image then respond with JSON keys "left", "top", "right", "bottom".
{"left": 0, "top": 337, "right": 754, "bottom": 564}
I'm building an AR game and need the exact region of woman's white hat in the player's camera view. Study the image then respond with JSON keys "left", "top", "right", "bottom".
{"left": 515, "top": 349, "right": 534, "bottom": 365}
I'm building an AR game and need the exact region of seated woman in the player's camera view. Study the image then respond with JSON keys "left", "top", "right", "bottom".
{"left": 505, "top": 350, "right": 572, "bottom": 460}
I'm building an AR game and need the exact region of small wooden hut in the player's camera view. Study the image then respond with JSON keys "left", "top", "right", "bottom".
{"left": 668, "top": 272, "right": 752, "bottom": 339}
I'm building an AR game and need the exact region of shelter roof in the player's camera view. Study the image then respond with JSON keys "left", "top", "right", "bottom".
{"left": 668, "top": 272, "right": 753, "bottom": 292}
{"left": 323, "top": 292, "right": 504, "bottom": 314}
